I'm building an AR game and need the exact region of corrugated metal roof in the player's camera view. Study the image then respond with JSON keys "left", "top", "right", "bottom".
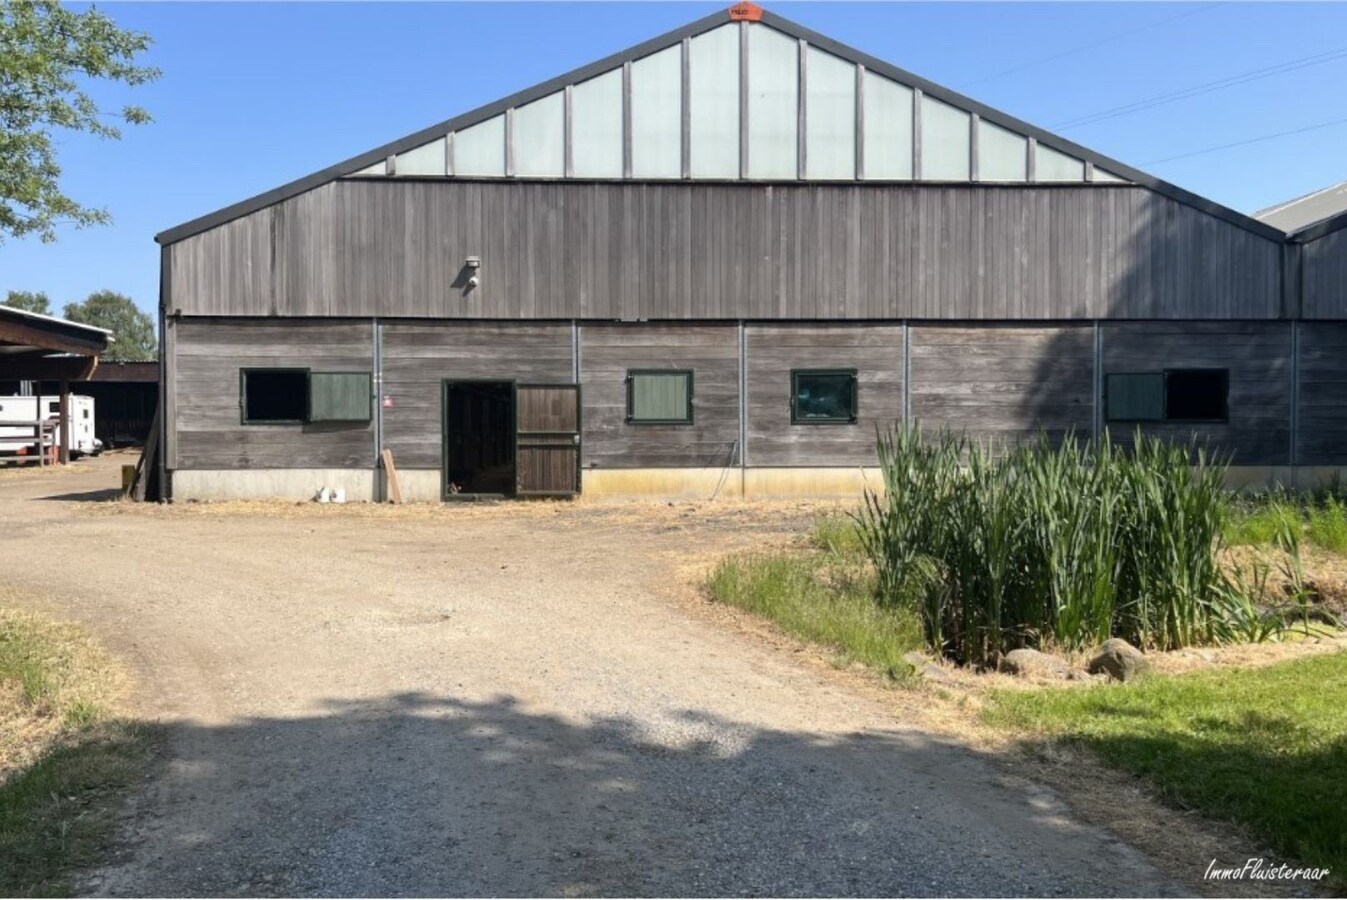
{"left": 1256, "top": 180, "right": 1347, "bottom": 232}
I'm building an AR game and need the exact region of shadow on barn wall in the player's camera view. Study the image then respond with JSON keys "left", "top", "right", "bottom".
{"left": 1011, "top": 199, "right": 1295, "bottom": 468}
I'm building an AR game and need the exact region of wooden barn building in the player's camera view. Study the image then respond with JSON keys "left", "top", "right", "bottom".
{"left": 153, "top": 4, "right": 1345, "bottom": 501}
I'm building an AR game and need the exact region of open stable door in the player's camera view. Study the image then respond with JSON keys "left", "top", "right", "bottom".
{"left": 515, "top": 384, "right": 581, "bottom": 496}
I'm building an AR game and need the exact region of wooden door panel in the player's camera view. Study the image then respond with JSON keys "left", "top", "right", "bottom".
{"left": 516, "top": 384, "right": 580, "bottom": 496}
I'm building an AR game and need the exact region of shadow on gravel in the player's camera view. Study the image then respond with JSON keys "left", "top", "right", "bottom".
{"left": 38, "top": 488, "right": 125, "bottom": 503}
{"left": 89, "top": 692, "right": 1184, "bottom": 898}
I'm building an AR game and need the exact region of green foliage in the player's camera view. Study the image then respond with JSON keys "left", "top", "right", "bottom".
{"left": 855, "top": 427, "right": 1289, "bottom": 667}
{"left": 63, "top": 290, "right": 155, "bottom": 360}
{"left": 2, "top": 291, "right": 51, "bottom": 315}
{"left": 0, "top": 725, "right": 150, "bottom": 897}
{"left": 1307, "top": 498, "right": 1347, "bottom": 554}
{"left": 1225, "top": 496, "right": 1300, "bottom": 547}
{"left": 0, "top": 621, "right": 54, "bottom": 705}
{"left": 810, "top": 512, "right": 865, "bottom": 555}
{"left": 0, "top": 610, "right": 151, "bottom": 896}
{"left": 706, "top": 552, "right": 924, "bottom": 680}
{"left": 1226, "top": 491, "right": 1347, "bottom": 556}
{"left": 0, "top": 0, "right": 158, "bottom": 243}
{"left": 984, "top": 652, "right": 1347, "bottom": 878}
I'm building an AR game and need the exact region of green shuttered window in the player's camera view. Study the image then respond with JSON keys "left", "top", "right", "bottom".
{"left": 792, "top": 369, "right": 859, "bottom": 424}
{"left": 310, "top": 372, "right": 373, "bottom": 422}
{"left": 1105, "top": 373, "right": 1165, "bottom": 422}
{"left": 1105, "top": 370, "right": 1229, "bottom": 423}
{"left": 240, "top": 368, "right": 372, "bottom": 425}
{"left": 627, "top": 370, "right": 693, "bottom": 424}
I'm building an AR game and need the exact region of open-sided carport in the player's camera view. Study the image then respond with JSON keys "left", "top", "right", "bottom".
{"left": 0, "top": 305, "right": 112, "bottom": 464}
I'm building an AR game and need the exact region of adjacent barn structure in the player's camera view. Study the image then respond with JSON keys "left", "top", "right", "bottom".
{"left": 154, "top": 3, "right": 1346, "bottom": 501}
{"left": 0, "top": 305, "right": 112, "bottom": 464}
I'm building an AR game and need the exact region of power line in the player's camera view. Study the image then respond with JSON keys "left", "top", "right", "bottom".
{"left": 1141, "top": 116, "right": 1347, "bottom": 166}
{"left": 958, "top": 3, "right": 1221, "bottom": 89}
{"left": 1055, "top": 46, "right": 1347, "bottom": 130}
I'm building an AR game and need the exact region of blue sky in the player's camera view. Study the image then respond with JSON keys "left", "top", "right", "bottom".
{"left": 4, "top": 1, "right": 1347, "bottom": 319}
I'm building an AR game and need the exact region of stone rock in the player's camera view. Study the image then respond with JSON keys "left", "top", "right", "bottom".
{"left": 997, "top": 647, "right": 1072, "bottom": 678}
{"left": 902, "top": 650, "right": 954, "bottom": 683}
{"left": 1087, "top": 638, "right": 1151, "bottom": 682}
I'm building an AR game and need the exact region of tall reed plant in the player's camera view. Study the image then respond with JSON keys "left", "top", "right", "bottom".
{"left": 856, "top": 426, "right": 1246, "bottom": 666}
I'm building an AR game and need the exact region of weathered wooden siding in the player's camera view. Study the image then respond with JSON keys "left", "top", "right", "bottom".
{"left": 1302, "top": 228, "right": 1347, "bottom": 319}
{"left": 380, "top": 322, "right": 573, "bottom": 469}
{"left": 172, "top": 318, "right": 374, "bottom": 470}
{"left": 1297, "top": 323, "right": 1347, "bottom": 465}
{"left": 579, "top": 324, "right": 739, "bottom": 468}
{"left": 909, "top": 325, "right": 1094, "bottom": 445}
{"left": 745, "top": 324, "right": 903, "bottom": 466}
{"left": 1101, "top": 322, "right": 1293, "bottom": 465}
{"left": 167, "top": 180, "right": 1283, "bottom": 321}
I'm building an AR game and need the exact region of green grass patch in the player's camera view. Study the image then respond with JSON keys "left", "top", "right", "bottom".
{"left": 0, "top": 723, "right": 151, "bottom": 897}
{"left": 1227, "top": 493, "right": 1347, "bottom": 556}
{"left": 1224, "top": 498, "right": 1301, "bottom": 548}
{"left": 0, "top": 609, "right": 152, "bottom": 897}
{"left": 810, "top": 512, "right": 865, "bottom": 556}
{"left": 1307, "top": 498, "right": 1347, "bottom": 554}
{"left": 985, "top": 652, "right": 1347, "bottom": 877}
{"left": 706, "top": 552, "right": 924, "bottom": 679}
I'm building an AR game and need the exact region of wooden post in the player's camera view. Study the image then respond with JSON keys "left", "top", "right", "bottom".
{"left": 58, "top": 381, "right": 70, "bottom": 465}
{"left": 34, "top": 387, "right": 44, "bottom": 467}
{"left": 380, "top": 448, "right": 403, "bottom": 504}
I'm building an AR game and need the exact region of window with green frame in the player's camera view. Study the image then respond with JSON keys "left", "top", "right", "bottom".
{"left": 626, "top": 369, "right": 693, "bottom": 424}
{"left": 240, "top": 369, "right": 372, "bottom": 425}
{"left": 791, "top": 369, "right": 858, "bottom": 424}
{"left": 1105, "top": 369, "right": 1229, "bottom": 424}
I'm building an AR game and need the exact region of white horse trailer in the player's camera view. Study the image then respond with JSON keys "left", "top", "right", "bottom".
{"left": 0, "top": 395, "right": 102, "bottom": 459}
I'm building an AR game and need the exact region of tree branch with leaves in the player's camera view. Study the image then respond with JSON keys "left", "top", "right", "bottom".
{"left": 0, "top": 0, "right": 159, "bottom": 243}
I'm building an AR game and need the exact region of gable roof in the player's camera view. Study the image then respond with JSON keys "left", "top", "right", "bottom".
{"left": 1257, "top": 180, "right": 1347, "bottom": 233}
{"left": 1288, "top": 207, "right": 1347, "bottom": 244}
{"left": 156, "top": 3, "right": 1285, "bottom": 246}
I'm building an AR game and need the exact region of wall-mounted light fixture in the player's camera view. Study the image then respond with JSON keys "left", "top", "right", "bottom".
{"left": 465, "top": 256, "right": 481, "bottom": 289}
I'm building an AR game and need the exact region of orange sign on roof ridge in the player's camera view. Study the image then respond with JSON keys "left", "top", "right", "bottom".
{"left": 728, "top": 2, "right": 764, "bottom": 22}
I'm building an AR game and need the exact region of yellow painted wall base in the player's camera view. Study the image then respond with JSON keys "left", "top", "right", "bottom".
{"left": 581, "top": 467, "right": 884, "bottom": 499}
{"left": 170, "top": 465, "right": 1347, "bottom": 502}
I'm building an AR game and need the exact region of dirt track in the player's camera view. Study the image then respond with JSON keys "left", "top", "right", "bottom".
{"left": 1, "top": 457, "right": 1178, "bottom": 897}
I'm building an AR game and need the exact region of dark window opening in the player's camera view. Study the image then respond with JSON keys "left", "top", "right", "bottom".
{"left": 627, "top": 370, "right": 693, "bottom": 424}
{"left": 242, "top": 369, "right": 308, "bottom": 424}
{"left": 792, "top": 369, "right": 858, "bottom": 424}
{"left": 1166, "top": 369, "right": 1228, "bottom": 422}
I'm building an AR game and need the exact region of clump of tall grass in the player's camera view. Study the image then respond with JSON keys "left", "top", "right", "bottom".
{"left": 855, "top": 427, "right": 1279, "bottom": 667}
{"left": 810, "top": 511, "right": 865, "bottom": 555}
{"left": 1307, "top": 497, "right": 1347, "bottom": 554}
{"left": 1225, "top": 495, "right": 1301, "bottom": 547}
{"left": 1227, "top": 489, "right": 1347, "bottom": 555}
{"left": 705, "top": 553, "right": 924, "bottom": 679}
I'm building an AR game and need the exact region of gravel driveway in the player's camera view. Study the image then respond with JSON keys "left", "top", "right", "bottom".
{"left": 1, "top": 458, "right": 1176, "bottom": 897}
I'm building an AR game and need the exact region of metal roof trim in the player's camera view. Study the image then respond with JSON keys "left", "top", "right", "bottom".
{"left": 1288, "top": 208, "right": 1347, "bottom": 244}
{"left": 0, "top": 304, "right": 115, "bottom": 338}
